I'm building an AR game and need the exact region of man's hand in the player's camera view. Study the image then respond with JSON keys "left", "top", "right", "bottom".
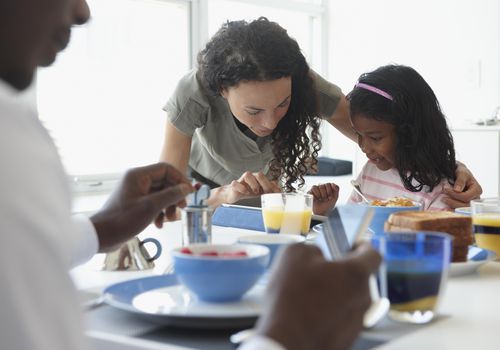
{"left": 254, "top": 243, "right": 381, "bottom": 350}
{"left": 90, "top": 163, "right": 194, "bottom": 252}
{"left": 442, "top": 162, "right": 482, "bottom": 208}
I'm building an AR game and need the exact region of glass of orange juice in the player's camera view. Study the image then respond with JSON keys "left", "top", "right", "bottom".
{"left": 471, "top": 198, "right": 500, "bottom": 258}
{"left": 261, "top": 193, "right": 313, "bottom": 235}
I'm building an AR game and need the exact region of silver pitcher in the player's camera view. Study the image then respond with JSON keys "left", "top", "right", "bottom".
{"left": 101, "top": 237, "right": 162, "bottom": 271}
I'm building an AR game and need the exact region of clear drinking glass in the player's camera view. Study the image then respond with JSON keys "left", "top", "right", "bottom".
{"left": 261, "top": 193, "right": 313, "bottom": 235}
{"left": 372, "top": 232, "right": 452, "bottom": 324}
{"left": 181, "top": 206, "right": 213, "bottom": 245}
{"left": 471, "top": 197, "right": 500, "bottom": 258}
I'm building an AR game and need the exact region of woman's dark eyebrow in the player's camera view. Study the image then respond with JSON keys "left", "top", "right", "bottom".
{"left": 277, "top": 95, "right": 291, "bottom": 107}
{"left": 245, "top": 106, "right": 264, "bottom": 111}
{"left": 245, "top": 95, "right": 291, "bottom": 110}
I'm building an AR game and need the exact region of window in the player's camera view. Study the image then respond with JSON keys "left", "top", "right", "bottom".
{"left": 36, "top": 0, "right": 327, "bottom": 192}
{"left": 37, "top": 0, "right": 190, "bottom": 178}
{"left": 206, "top": 0, "right": 325, "bottom": 72}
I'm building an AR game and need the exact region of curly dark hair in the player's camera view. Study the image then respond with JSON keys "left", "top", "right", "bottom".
{"left": 197, "top": 17, "right": 321, "bottom": 191}
{"left": 347, "top": 64, "right": 456, "bottom": 192}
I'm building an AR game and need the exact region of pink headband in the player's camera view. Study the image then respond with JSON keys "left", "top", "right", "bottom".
{"left": 355, "top": 82, "right": 393, "bottom": 101}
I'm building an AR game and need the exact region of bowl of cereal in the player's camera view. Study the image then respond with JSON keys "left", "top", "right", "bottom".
{"left": 363, "top": 197, "right": 422, "bottom": 235}
{"left": 172, "top": 244, "right": 269, "bottom": 302}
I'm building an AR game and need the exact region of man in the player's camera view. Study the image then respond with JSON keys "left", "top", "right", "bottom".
{"left": 0, "top": 1, "right": 397, "bottom": 349}
{"left": 0, "top": 1, "right": 194, "bottom": 349}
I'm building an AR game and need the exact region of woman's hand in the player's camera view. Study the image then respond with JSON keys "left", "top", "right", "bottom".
{"left": 207, "top": 171, "right": 281, "bottom": 208}
{"left": 442, "top": 162, "right": 482, "bottom": 208}
{"left": 309, "top": 182, "right": 339, "bottom": 215}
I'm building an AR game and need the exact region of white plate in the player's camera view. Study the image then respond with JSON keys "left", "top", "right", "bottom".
{"left": 103, "top": 274, "right": 264, "bottom": 328}
{"left": 450, "top": 246, "right": 496, "bottom": 277}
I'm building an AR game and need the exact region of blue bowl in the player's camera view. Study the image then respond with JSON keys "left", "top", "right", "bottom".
{"left": 172, "top": 244, "right": 269, "bottom": 302}
{"left": 363, "top": 203, "right": 422, "bottom": 235}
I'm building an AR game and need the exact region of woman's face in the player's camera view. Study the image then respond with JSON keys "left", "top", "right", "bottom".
{"left": 221, "top": 77, "right": 292, "bottom": 137}
{"left": 351, "top": 113, "right": 396, "bottom": 171}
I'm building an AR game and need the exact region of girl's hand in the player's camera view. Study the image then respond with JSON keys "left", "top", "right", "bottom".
{"left": 309, "top": 183, "right": 339, "bottom": 216}
{"left": 208, "top": 171, "right": 281, "bottom": 208}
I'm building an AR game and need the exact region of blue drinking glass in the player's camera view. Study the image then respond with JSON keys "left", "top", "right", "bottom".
{"left": 372, "top": 232, "right": 452, "bottom": 324}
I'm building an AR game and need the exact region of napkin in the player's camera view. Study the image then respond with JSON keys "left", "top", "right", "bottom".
{"left": 468, "top": 246, "right": 488, "bottom": 261}
{"left": 212, "top": 205, "right": 265, "bottom": 232}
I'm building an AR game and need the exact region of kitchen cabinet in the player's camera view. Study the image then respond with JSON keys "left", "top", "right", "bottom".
{"left": 453, "top": 125, "right": 500, "bottom": 198}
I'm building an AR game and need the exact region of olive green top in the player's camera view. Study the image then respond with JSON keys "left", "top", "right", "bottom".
{"left": 163, "top": 69, "right": 342, "bottom": 186}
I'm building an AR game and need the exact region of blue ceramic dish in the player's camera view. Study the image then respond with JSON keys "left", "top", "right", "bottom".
{"left": 363, "top": 202, "right": 422, "bottom": 235}
{"left": 172, "top": 244, "right": 269, "bottom": 302}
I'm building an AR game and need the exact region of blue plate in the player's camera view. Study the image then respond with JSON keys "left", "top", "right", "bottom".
{"left": 450, "top": 246, "right": 496, "bottom": 277}
{"left": 103, "top": 274, "right": 265, "bottom": 328}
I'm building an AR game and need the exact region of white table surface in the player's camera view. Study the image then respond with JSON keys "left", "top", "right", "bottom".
{"left": 72, "top": 220, "right": 500, "bottom": 350}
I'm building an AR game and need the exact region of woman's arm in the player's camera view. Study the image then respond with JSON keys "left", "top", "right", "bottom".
{"left": 325, "top": 95, "right": 357, "bottom": 142}
{"left": 442, "top": 162, "right": 483, "bottom": 208}
{"left": 160, "top": 122, "right": 281, "bottom": 210}
{"left": 207, "top": 171, "right": 281, "bottom": 209}
{"left": 159, "top": 119, "right": 192, "bottom": 173}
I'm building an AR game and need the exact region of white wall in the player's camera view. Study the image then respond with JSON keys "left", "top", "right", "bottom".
{"left": 323, "top": 0, "right": 500, "bottom": 172}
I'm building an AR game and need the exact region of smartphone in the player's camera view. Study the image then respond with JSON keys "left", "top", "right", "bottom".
{"left": 318, "top": 205, "right": 374, "bottom": 260}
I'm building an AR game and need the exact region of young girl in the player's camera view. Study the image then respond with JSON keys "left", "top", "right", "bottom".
{"left": 311, "top": 64, "right": 457, "bottom": 213}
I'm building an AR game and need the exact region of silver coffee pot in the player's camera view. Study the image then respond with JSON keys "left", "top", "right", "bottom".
{"left": 101, "top": 237, "right": 162, "bottom": 271}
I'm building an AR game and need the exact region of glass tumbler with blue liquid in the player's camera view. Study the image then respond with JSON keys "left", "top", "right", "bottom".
{"left": 372, "top": 232, "right": 452, "bottom": 324}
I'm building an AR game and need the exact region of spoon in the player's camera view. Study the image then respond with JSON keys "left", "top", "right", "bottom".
{"left": 363, "top": 275, "right": 390, "bottom": 328}
{"left": 229, "top": 328, "right": 255, "bottom": 346}
{"left": 350, "top": 180, "right": 370, "bottom": 204}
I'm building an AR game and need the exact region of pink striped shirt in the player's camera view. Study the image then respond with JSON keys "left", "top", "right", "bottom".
{"left": 348, "top": 161, "right": 451, "bottom": 211}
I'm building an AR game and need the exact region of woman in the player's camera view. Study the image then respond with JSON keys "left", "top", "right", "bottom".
{"left": 160, "top": 17, "right": 481, "bottom": 209}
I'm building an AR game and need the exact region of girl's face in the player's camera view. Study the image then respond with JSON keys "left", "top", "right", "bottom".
{"left": 221, "top": 77, "right": 292, "bottom": 137}
{"left": 351, "top": 113, "right": 396, "bottom": 171}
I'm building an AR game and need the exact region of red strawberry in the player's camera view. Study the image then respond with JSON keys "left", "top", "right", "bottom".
{"left": 200, "top": 251, "right": 219, "bottom": 256}
{"left": 221, "top": 251, "right": 248, "bottom": 257}
{"left": 180, "top": 247, "right": 193, "bottom": 255}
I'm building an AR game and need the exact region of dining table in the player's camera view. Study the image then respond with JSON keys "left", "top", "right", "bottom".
{"left": 71, "top": 219, "right": 500, "bottom": 350}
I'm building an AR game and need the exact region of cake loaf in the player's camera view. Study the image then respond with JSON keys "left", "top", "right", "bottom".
{"left": 384, "top": 211, "right": 472, "bottom": 262}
